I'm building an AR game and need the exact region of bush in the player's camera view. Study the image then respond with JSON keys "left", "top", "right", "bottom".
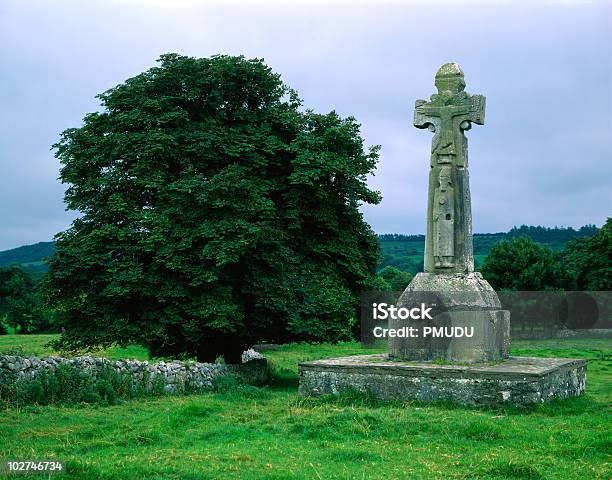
{"left": 481, "top": 237, "right": 571, "bottom": 290}
{"left": 212, "top": 374, "right": 243, "bottom": 393}
{"left": 378, "top": 266, "right": 413, "bottom": 291}
{"left": 564, "top": 218, "right": 612, "bottom": 290}
{"left": 0, "top": 364, "right": 139, "bottom": 407}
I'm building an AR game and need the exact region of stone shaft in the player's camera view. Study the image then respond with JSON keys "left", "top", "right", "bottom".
{"left": 414, "top": 62, "right": 485, "bottom": 274}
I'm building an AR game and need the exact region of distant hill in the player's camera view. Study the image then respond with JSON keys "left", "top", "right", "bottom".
{"left": 0, "top": 241, "right": 55, "bottom": 274}
{"left": 0, "top": 224, "right": 600, "bottom": 276}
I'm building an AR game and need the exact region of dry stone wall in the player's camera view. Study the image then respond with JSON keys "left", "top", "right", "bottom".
{"left": 0, "top": 349, "right": 269, "bottom": 394}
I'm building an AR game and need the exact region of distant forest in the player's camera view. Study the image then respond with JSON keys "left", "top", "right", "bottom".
{"left": 378, "top": 224, "right": 599, "bottom": 274}
{"left": 0, "top": 224, "right": 601, "bottom": 277}
{"left": 379, "top": 224, "right": 598, "bottom": 244}
{"left": 0, "top": 241, "right": 55, "bottom": 275}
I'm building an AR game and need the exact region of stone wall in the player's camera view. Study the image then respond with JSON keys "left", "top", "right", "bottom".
{"left": 0, "top": 349, "right": 269, "bottom": 394}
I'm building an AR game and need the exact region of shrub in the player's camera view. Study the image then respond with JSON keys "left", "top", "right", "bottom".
{"left": 0, "top": 364, "right": 135, "bottom": 407}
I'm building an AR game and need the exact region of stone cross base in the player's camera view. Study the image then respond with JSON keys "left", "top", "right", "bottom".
{"left": 389, "top": 309, "right": 510, "bottom": 363}
{"left": 299, "top": 355, "right": 586, "bottom": 407}
{"left": 390, "top": 272, "right": 510, "bottom": 363}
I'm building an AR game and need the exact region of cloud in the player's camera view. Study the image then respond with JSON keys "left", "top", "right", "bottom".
{"left": 0, "top": 0, "right": 610, "bottom": 249}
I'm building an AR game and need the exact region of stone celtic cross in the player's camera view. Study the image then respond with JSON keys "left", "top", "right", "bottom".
{"left": 414, "top": 63, "right": 485, "bottom": 273}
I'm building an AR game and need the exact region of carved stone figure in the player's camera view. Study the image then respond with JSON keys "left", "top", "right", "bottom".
{"left": 433, "top": 167, "right": 454, "bottom": 267}
{"left": 414, "top": 63, "right": 485, "bottom": 273}
{"left": 414, "top": 63, "right": 485, "bottom": 169}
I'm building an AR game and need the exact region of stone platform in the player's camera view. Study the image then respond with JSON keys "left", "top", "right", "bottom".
{"left": 299, "top": 355, "right": 586, "bottom": 407}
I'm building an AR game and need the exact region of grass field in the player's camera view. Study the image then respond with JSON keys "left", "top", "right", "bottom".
{"left": 0, "top": 335, "right": 610, "bottom": 479}
{"left": 0, "top": 334, "right": 149, "bottom": 361}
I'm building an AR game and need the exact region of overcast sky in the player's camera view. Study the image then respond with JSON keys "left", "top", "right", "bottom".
{"left": 0, "top": 0, "right": 610, "bottom": 250}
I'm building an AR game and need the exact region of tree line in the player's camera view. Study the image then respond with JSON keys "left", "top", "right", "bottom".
{"left": 3, "top": 219, "right": 609, "bottom": 335}
{"left": 481, "top": 219, "right": 611, "bottom": 291}
{"left": 378, "top": 225, "right": 598, "bottom": 245}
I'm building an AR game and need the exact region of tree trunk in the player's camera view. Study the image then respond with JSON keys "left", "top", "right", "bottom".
{"left": 223, "top": 345, "right": 244, "bottom": 365}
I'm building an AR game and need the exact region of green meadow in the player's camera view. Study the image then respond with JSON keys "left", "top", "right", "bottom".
{"left": 0, "top": 335, "right": 610, "bottom": 480}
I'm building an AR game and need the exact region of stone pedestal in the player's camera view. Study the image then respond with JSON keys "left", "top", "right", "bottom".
{"left": 389, "top": 272, "right": 510, "bottom": 363}
{"left": 299, "top": 355, "right": 587, "bottom": 407}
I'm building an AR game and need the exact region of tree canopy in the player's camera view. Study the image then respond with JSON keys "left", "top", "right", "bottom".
{"left": 563, "top": 218, "right": 611, "bottom": 290}
{"left": 377, "top": 266, "right": 413, "bottom": 292}
{"left": 481, "top": 237, "right": 571, "bottom": 291}
{"left": 44, "top": 54, "right": 381, "bottom": 362}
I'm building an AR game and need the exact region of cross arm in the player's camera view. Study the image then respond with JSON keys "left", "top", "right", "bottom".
{"left": 467, "top": 94, "right": 486, "bottom": 125}
{"left": 414, "top": 99, "right": 437, "bottom": 129}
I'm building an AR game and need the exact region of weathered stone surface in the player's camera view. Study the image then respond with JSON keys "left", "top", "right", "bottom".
{"left": 0, "top": 352, "right": 269, "bottom": 394}
{"left": 399, "top": 272, "right": 501, "bottom": 309}
{"left": 415, "top": 63, "right": 484, "bottom": 274}
{"left": 390, "top": 310, "right": 510, "bottom": 363}
{"left": 390, "top": 272, "right": 510, "bottom": 363}
{"left": 299, "top": 355, "right": 586, "bottom": 407}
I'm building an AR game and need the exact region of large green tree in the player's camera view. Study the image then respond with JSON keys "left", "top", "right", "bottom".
{"left": 481, "top": 237, "right": 571, "bottom": 291}
{"left": 44, "top": 54, "right": 381, "bottom": 362}
{"left": 563, "top": 218, "right": 611, "bottom": 290}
